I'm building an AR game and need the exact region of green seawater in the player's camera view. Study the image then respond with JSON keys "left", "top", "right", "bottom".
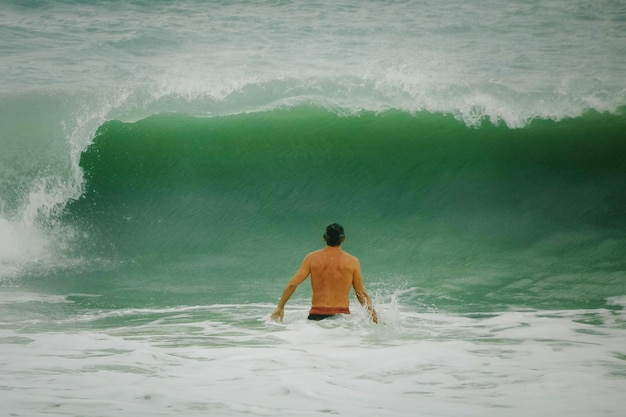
{"left": 25, "top": 107, "right": 622, "bottom": 312}
{"left": 1, "top": 0, "right": 625, "bottom": 315}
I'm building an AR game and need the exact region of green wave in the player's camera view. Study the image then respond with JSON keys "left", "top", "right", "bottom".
{"left": 61, "top": 106, "right": 626, "bottom": 310}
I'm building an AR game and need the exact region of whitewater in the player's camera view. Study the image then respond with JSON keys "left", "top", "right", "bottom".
{"left": 1, "top": 0, "right": 626, "bottom": 416}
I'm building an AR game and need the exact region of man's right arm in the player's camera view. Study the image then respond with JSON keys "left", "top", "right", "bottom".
{"left": 270, "top": 255, "right": 311, "bottom": 322}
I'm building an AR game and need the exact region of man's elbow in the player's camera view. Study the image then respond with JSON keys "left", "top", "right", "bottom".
{"left": 355, "top": 291, "right": 370, "bottom": 306}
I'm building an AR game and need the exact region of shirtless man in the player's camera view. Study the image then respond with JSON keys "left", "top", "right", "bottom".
{"left": 270, "top": 223, "right": 379, "bottom": 323}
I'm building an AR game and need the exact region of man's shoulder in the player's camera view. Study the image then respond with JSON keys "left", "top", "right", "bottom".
{"left": 304, "top": 249, "right": 324, "bottom": 261}
{"left": 343, "top": 251, "right": 360, "bottom": 264}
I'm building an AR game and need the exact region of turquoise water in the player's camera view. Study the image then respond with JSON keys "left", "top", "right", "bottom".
{"left": 1, "top": 1, "right": 626, "bottom": 416}
{"left": 58, "top": 108, "right": 625, "bottom": 312}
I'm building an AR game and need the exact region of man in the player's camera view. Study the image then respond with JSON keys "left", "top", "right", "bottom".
{"left": 271, "top": 223, "right": 379, "bottom": 323}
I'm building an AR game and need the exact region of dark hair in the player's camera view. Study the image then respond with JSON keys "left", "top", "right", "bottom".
{"left": 324, "top": 223, "right": 345, "bottom": 246}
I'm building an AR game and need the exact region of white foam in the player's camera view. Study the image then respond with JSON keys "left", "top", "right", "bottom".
{"left": 0, "top": 289, "right": 69, "bottom": 305}
{"left": 0, "top": 191, "right": 82, "bottom": 283}
{"left": 1, "top": 303, "right": 623, "bottom": 417}
{"left": 606, "top": 295, "right": 626, "bottom": 309}
{"left": 0, "top": 216, "right": 50, "bottom": 282}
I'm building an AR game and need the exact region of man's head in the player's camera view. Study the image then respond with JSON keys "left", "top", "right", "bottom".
{"left": 324, "top": 223, "right": 345, "bottom": 246}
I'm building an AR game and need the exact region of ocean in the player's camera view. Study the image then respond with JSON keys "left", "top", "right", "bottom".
{"left": 1, "top": 0, "right": 626, "bottom": 415}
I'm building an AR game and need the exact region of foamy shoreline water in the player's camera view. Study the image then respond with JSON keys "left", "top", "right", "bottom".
{"left": 1, "top": 293, "right": 625, "bottom": 417}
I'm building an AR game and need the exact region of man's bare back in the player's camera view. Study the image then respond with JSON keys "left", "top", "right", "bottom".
{"left": 270, "top": 224, "right": 378, "bottom": 323}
